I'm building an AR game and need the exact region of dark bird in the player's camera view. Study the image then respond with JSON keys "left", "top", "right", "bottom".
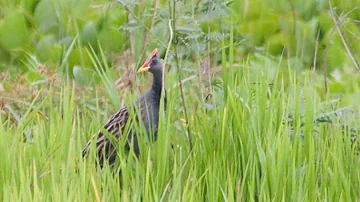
{"left": 82, "top": 48, "right": 166, "bottom": 167}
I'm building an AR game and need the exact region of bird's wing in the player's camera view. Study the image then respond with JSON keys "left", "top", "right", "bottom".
{"left": 82, "top": 106, "right": 131, "bottom": 166}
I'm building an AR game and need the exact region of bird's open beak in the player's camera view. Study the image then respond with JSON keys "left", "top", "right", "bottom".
{"left": 137, "top": 48, "right": 158, "bottom": 73}
{"left": 137, "top": 65, "right": 150, "bottom": 73}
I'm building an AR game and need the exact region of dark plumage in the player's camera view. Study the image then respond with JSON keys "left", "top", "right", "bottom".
{"left": 82, "top": 48, "right": 165, "bottom": 167}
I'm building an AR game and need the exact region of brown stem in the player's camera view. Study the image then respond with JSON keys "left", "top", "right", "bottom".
{"left": 169, "top": 0, "right": 193, "bottom": 152}
{"left": 312, "top": 29, "right": 320, "bottom": 83}
{"left": 206, "top": 0, "right": 212, "bottom": 100}
{"left": 323, "top": 3, "right": 360, "bottom": 95}
{"left": 328, "top": 0, "right": 360, "bottom": 72}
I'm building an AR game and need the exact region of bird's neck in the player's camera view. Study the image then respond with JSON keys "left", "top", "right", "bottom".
{"left": 151, "top": 71, "right": 163, "bottom": 99}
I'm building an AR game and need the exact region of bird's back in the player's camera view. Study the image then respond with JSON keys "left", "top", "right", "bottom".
{"left": 82, "top": 92, "right": 160, "bottom": 167}
{"left": 82, "top": 106, "right": 133, "bottom": 166}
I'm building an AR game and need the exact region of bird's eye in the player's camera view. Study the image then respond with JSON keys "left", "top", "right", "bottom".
{"left": 151, "top": 59, "right": 158, "bottom": 66}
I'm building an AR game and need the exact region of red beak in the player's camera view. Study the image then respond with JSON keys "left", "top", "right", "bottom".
{"left": 137, "top": 48, "right": 158, "bottom": 73}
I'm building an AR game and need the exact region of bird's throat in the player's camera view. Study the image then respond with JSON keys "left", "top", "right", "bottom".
{"left": 151, "top": 71, "right": 163, "bottom": 98}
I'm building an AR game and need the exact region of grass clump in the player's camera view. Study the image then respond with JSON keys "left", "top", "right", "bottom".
{"left": 1, "top": 57, "right": 360, "bottom": 201}
{"left": 1, "top": 0, "right": 360, "bottom": 201}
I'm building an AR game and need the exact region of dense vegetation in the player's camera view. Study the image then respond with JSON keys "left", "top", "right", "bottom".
{"left": 1, "top": 0, "right": 360, "bottom": 201}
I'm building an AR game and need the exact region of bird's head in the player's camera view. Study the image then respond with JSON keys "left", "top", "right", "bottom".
{"left": 137, "top": 48, "right": 163, "bottom": 74}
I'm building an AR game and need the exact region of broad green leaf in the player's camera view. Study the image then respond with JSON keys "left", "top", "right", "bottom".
{"left": 238, "top": 0, "right": 267, "bottom": 20}
{"left": 98, "top": 27, "right": 125, "bottom": 53}
{"left": 35, "top": 35, "right": 62, "bottom": 63}
{"left": 20, "top": 0, "right": 40, "bottom": 14}
{"left": 317, "top": 11, "right": 333, "bottom": 33}
{"left": 59, "top": 36, "right": 73, "bottom": 48}
{"left": 265, "top": 33, "right": 294, "bottom": 55}
{"left": 68, "top": 0, "right": 91, "bottom": 18}
{"left": 239, "top": 15, "right": 279, "bottom": 46}
{"left": 80, "top": 21, "right": 98, "bottom": 48}
{"left": 73, "top": 65, "right": 94, "bottom": 85}
{"left": 319, "top": 43, "right": 349, "bottom": 72}
{"left": 67, "top": 47, "right": 93, "bottom": 72}
{"left": 33, "top": 0, "right": 59, "bottom": 33}
{"left": 0, "top": 10, "right": 30, "bottom": 51}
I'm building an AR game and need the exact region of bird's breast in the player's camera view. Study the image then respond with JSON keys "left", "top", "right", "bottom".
{"left": 139, "top": 100, "right": 159, "bottom": 138}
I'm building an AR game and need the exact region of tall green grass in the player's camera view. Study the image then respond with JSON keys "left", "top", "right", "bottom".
{"left": 1, "top": 0, "right": 360, "bottom": 200}
{"left": 1, "top": 5, "right": 360, "bottom": 199}
{"left": 1, "top": 45, "right": 360, "bottom": 201}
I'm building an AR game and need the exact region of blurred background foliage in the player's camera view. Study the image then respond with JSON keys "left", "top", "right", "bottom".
{"left": 0, "top": 0, "right": 360, "bottom": 94}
